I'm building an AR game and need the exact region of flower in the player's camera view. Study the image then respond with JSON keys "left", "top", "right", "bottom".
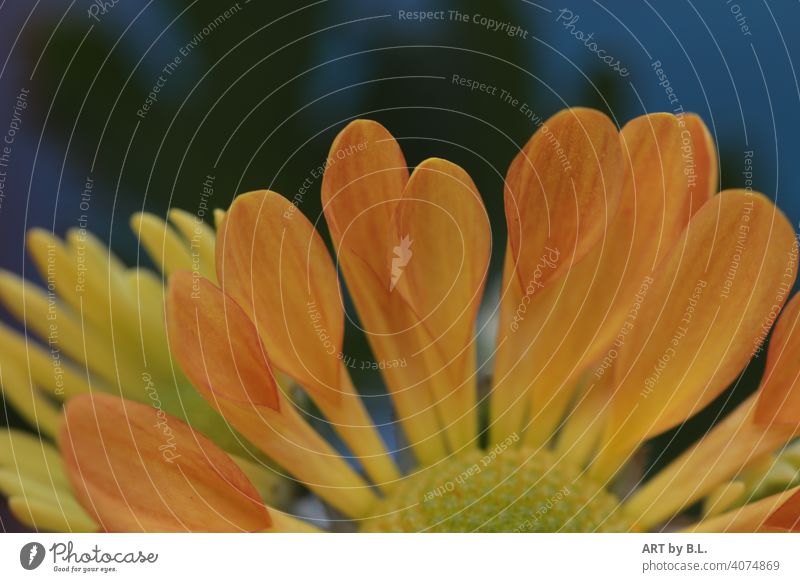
{"left": 0, "top": 212, "right": 294, "bottom": 531}
{"left": 7, "top": 108, "right": 800, "bottom": 532}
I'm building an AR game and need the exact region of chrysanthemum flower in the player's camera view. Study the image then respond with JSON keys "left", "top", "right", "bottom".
{"left": 7, "top": 108, "right": 800, "bottom": 532}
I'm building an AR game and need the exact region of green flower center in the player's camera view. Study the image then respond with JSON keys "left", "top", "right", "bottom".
{"left": 362, "top": 447, "right": 631, "bottom": 532}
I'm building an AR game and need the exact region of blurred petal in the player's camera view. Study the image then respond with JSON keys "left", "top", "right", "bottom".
{"left": 168, "top": 208, "right": 217, "bottom": 283}
{"left": 61, "top": 393, "right": 271, "bottom": 532}
{"left": 0, "top": 429, "right": 70, "bottom": 490}
{"left": 131, "top": 212, "right": 193, "bottom": 276}
{"left": 765, "top": 488, "right": 800, "bottom": 531}
{"left": 623, "top": 396, "right": 796, "bottom": 529}
{"left": 688, "top": 486, "right": 799, "bottom": 532}
{"left": 9, "top": 495, "right": 96, "bottom": 533}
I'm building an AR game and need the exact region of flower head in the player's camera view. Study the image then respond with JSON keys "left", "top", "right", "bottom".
{"left": 6, "top": 109, "right": 800, "bottom": 532}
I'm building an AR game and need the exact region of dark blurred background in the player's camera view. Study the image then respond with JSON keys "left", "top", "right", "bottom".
{"left": 1, "top": 0, "right": 799, "bottom": 529}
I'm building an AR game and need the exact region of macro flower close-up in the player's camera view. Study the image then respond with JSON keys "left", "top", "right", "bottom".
{"left": 3, "top": 109, "right": 799, "bottom": 533}
{"left": 3, "top": 3, "right": 800, "bottom": 578}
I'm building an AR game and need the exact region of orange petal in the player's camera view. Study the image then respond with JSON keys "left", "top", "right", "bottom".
{"left": 765, "top": 488, "right": 800, "bottom": 531}
{"left": 167, "top": 271, "right": 280, "bottom": 411}
{"left": 492, "top": 113, "right": 692, "bottom": 445}
{"left": 322, "top": 120, "right": 448, "bottom": 464}
{"left": 593, "top": 190, "right": 798, "bottom": 479}
{"left": 504, "top": 107, "right": 623, "bottom": 290}
{"left": 321, "top": 119, "right": 409, "bottom": 284}
{"left": 60, "top": 393, "right": 270, "bottom": 532}
{"left": 755, "top": 292, "right": 800, "bottom": 424}
{"left": 167, "top": 273, "right": 376, "bottom": 518}
{"left": 393, "top": 158, "right": 491, "bottom": 449}
{"left": 217, "top": 190, "right": 342, "bottom": 404}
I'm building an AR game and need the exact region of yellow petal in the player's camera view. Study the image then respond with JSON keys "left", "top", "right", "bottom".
{"left": 167, "top": 272, "right": 377, "bottom": 518}
{"left": 0, "top": 429, "right": 70, "bottom": 490}
{"left": 168, "top": 208, "right": 217, "bottom": 283}
{"left": 0, "top": 363, "right": 62, "bottom": 438}
{"left": 0, "top": 270, "right": 133, "bottom": 395}
{"left": 703, "top": 481, "right": 746, "bottom": 518}
{"left": 392, "top": 158, "right": 491, "bottom": 449}
{"left": 131, "top": 212, "right": 193, "bottom": 276}
{"left": 0, "top": 321, "right": 90, "bottom": 399}
{"left": 687, "top": 486, "right": 799, "bottom": 532}
{"left": 504, "top": 108, "right": 623, "bottom": 290}
{"left": 593, "top": 190, "right": 798, "bottom": 480}
{"left": 9, "top": 495, "right": 97, "bottom": 533}
{"left": 61, "top": 393, "right": 272, "bottom": 532}
{"left": 217, "top": 190, "right": 342, "bottom": 404}
{"left": 623, "top": 396, "right": 796, "bottom": 529}
{"left": 755, "top": 292, "right": 800, "bottom": 424}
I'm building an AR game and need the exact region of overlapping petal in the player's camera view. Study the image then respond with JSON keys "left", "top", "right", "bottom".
{"left": 167, "top": 272, "right": 377, "bottom": 517}
{"left": 61, "top": 393, "right": 271, "bottom": 532}
{"left": 217, "top": 190, "right": 343, "bottom": 403}
{"left": 593, "top": 190, "right": 798, "bottom": 480}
